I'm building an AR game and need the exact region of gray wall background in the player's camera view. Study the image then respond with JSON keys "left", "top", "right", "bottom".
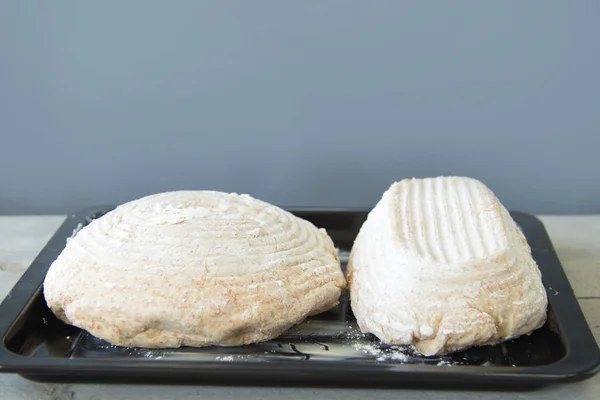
{"left": 1, "top": 1, "right": 599, "bottom": 215}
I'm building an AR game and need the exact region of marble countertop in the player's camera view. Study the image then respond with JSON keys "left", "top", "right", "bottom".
{"left": 0, "top": 215, "right": 598, "bottom": 400}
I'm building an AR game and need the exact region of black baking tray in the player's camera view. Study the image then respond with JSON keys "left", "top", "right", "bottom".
{"left": 0, "top": 207, "right": 599, "bottom": 389}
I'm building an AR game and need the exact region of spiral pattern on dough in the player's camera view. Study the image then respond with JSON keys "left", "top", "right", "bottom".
{"left": 43, "top": 191, "right": 346, "bottom": 348}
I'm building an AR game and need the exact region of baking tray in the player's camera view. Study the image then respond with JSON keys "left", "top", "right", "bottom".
{"left": 1, "top": 207, "right": 599, "bottom": 389}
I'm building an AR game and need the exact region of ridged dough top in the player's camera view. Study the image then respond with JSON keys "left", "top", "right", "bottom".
{"left": 43, "top": 191, "right": 346, "bottom": 348}
{"left": 347, "top": 176, "right": 548, "bottom": 356}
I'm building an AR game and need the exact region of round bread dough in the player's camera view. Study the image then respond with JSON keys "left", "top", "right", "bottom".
{"left": 44, "top": 191, "right": 346, "bottom": 348}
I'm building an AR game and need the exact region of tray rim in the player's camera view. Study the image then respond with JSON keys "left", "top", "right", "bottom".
{"left": 1, "top": 206, "right": 599, "bottom": 388}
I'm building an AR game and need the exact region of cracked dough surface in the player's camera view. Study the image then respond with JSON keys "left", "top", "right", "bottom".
{"left": 347, "top": 176, "right": 548, "bottom": 356}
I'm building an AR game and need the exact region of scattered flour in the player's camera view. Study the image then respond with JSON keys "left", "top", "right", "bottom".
{"left": 342, "top": 323, "right": 369, "bottom": 341}
{"left": 353, "top": 343, "right": 409, "bottom": 362}
{"left": 215, "top": 356, "right": 235, "bottom": 362}
{"left": 143, "top": 350, "right": 164, "bottom": 359}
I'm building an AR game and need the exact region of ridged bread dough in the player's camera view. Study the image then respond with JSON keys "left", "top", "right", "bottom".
{"left": 44, "top": 191, "right": 346, "bottom": 348}
{"left": 347, "top": 177, "right": 547, "bottom": 356}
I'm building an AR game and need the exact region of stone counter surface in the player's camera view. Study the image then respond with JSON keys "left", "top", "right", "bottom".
{"left": 0, "top": 215, "right": 598, "bottom": 400}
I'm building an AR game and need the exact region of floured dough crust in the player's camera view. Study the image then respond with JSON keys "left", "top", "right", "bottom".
{"left": 347, "top": 176, "right": 548, "bottom": 356}
{"left": 44, "top": 191, "right": 346, "bottom": 348}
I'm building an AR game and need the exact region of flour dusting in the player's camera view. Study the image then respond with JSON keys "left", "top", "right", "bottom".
{"left": 353, "top": 343, "right": 409, "bottom": 362}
